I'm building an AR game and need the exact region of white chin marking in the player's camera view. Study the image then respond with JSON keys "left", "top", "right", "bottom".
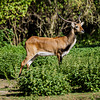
{"left": 81, "top": 31, "right": 84, "bottom": 33}
{"left": 37, "top": 52, "right": 54, "bottom": 56}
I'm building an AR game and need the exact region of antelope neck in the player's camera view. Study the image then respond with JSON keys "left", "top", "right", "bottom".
{"left": 67, "top": 28, "right": 76, "bottom": 41}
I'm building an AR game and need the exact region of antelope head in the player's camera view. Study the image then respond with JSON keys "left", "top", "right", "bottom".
{"left": 57, "top": 13, "right": 85, "bottom": 34}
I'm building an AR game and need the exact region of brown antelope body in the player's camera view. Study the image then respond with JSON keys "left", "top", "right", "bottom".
{"left": 19, "top": 13, "right": 84, "bottom": 77}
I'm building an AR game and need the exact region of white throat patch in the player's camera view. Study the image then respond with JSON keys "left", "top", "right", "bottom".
{"left": 62, "top": 38, "right": 76, "bottom": 57}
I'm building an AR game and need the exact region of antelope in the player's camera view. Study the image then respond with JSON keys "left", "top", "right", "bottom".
{"left": 19, "top": 13, "right": 84, "bottom": 77}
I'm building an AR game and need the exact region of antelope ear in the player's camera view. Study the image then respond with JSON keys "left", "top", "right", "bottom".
{"left": 71, "top": 22, "right": 75, "bottom": 28}
{"left": 81, "top": 22, "right": 84, "bottom": 26}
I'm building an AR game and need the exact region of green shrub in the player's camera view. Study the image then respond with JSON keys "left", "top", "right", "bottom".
{"left": 18, "top": 56, "right": 71, "bottom": 96}
{"left": 0, "top": 29, "right": 14, "bottom": 48}
{"left": 62, "top": 47, "right": 100, "bottom": 92}
{"left": 0, "top": 44, "right": 100, "bottom": 95}
{"left": 0, "top": 45, "right": 26, "bottom": 78}
{"left": 18, "top": 66, "right": 71, "bottom": 96}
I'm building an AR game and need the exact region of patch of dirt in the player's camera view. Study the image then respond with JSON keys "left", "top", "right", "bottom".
{"left": 0, "top": 79, "right": 21, "bottom": 100}
{"left": 0, "top": 79, "right": 16, "bottom": 88}
{"left": 0, "top": 79, "right": 100, "bottom": 100}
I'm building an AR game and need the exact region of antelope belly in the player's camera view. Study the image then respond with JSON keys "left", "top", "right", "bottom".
{"left": 37, "top": 52, "right": 54, "bottom": 56}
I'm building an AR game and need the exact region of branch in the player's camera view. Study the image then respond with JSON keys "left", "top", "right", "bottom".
{"left": 32, "top": 12, "right": 44, "bottom": 22}
{"left": 48, "top": 0, "right": 51, "bottom": 5}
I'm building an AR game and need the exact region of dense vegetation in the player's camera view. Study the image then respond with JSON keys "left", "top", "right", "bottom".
{"left": 0, "top": 0, "right": 100, "bottom": 96}
{"left": 0, "top": 45, "right": 25, "bottom": 78}
{"left": 0, "top": 45, "right": 100, "bottom": 95}
{"left": 0, "top": 0, "right": 100, "bottom": 46}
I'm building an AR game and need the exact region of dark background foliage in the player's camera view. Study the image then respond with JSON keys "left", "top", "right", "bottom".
{"left": 0, "top": 0, "right": 100, "bottom": 46}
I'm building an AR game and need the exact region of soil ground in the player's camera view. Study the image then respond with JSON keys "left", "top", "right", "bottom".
{"left": 0, "top": 79, "right": 100, "bottom": 100}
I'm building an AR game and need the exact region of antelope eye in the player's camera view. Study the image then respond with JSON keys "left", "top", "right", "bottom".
{"left": 76, "top": 26, "right": 78, "bottom": 28}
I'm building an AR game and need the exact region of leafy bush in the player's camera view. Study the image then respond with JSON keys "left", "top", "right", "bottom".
{"left": 0, "top": 45, "right": 100, "bottom": 95}
{"left": 0, "top": 29, "right": 14, "bottom": 48}
{"left": 0, "top": 45, "right": 26, "bottom": 78}
{"left": 62, "top": 47, "right": 100, "bottom": 92}
{"left": 18, "top": 66, "right": 71, "bottom": 96}
{"left": 76, "top": 30, "right": 100, "bottom": 47}
{"left": 18, "top": 46, "right": 100, "bottom": 95}
{"left": 0, "top": 0, "right": 99, "bottom": 45}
